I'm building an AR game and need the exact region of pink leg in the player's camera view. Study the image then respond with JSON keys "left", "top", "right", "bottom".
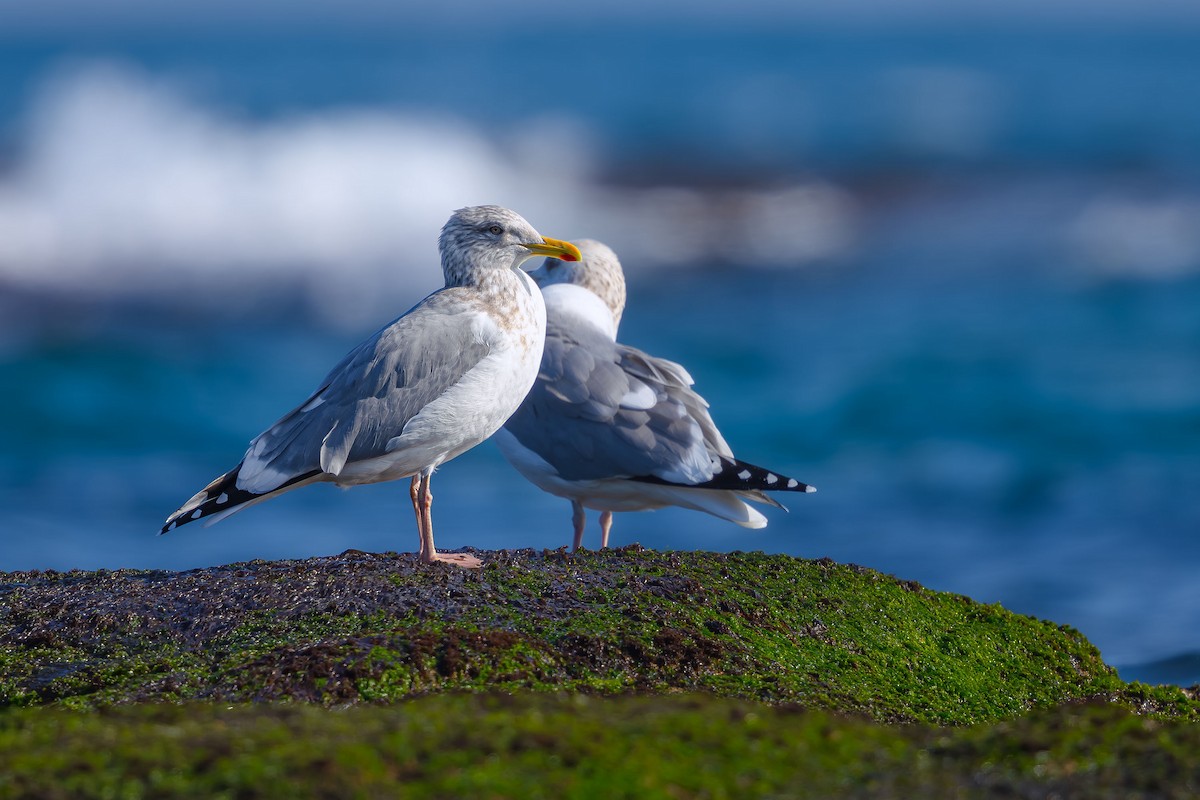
{"left": 417, "top": 473, "right": 436, "bottom": 561}
{"left": 419, "top": 473, "right": 481, "bottom": 569}
{"left": 599, "top": 511, "right": 613, "bottom": 549}
{"left": 409, "top": 476, "right": 425, "bottom": 559}
{"left": 571, "top": 501, "right": 586, "bottom": 551}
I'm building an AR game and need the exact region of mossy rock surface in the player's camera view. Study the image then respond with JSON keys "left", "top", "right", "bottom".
{"left": 2, "top": 695, "right": 1199, "bottom": 799}
{"left": 2, "top": 548, "right": 1193, "bottom": 724}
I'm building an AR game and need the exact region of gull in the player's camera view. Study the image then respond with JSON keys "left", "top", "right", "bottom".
{"left": 161, "top": 205, "right": 581, "bottom": 568}
{"left": 495, "top": 239, "right": 814, "bottom": 551}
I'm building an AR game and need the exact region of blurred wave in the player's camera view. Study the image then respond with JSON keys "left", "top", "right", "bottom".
{"left": 0, "top": 63, "right": 856, "bottom": 323}
{"left": 0, "top": 63, "right": 593, "bottom": 319}
{"left": 1, "top": 55, "right": 1198, "bottom": 330}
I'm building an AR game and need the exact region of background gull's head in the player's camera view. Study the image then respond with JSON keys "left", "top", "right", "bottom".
{"left": 528, "top": 239, "right": 627, "bottom": 329}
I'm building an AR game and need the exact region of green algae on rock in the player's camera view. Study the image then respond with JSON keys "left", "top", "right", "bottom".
{"left": 0, "top": 548, "right": 1195, "bottom": 725}
{"left": 1, "top": 695, "right": 1198, "bottom": 800}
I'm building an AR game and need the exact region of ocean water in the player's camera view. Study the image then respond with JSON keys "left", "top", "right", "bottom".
{"left": 1, "top": 18, "right": 1198, "bottom": 684}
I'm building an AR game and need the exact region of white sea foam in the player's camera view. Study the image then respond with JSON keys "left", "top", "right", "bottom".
{"left": 0, "top": 63, "right": 596, "bottom": 319}
{"left": 1066, "top": 194, "right": 1200, "bottom": 280}
{"left": 0, "top": 63, "right": 858, "bottom": 321}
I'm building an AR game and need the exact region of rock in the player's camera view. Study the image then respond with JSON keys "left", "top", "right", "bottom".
{"left": 3, "top": 547, "right": 1191, "bottom": 723}
{"left": 2, "top": 549, "right": 1198, "bottom": 797}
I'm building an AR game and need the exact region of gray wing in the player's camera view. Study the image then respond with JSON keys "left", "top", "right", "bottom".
{"left": 237, "top": 289, "right": 492, "bottom": 492}
{"left": 618, "top": 347, "right": 735, "bottom": 460}
{"left": 503, "top": 318, "right": 721, "bottom": 484}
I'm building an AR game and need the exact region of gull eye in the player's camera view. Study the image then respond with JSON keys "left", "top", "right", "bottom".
{"left": 488, "top": 225, "right": 503, "bottom": 235}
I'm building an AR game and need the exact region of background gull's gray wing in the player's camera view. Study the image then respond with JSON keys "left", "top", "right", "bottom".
{"left": 618, "top": 347, "right": 736, "bottom": 460}
{"left": 237, "top": 288, "right": 493, "bottom": 493}
{"left": 503, "top": 317, "right": 719, "bottom": 485}
{"left": 620, "top": 348, "right": 791, "bottom": 505}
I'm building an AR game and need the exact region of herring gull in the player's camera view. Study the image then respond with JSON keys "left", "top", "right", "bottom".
{"left": 161, "top": 205, "right": 581, "bottom": 568}
{"left": 495, "top": 239, "right": 814, "bottom": 550}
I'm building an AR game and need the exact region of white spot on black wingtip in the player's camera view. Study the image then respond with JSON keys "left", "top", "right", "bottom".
{"left": 805, "top": 484, "right": 817, "bottom": 493}
{"left": 217, "top": 493, "right": 229, "bottom": 505}
{"left": 787, "top": 479, "right": 799, "bottom": 489}
{"left": 738, "top": 469, "right": 751, "bottom": 480}
{"left": 190, "top": 509, "right": 202, "bottom": 520}
{"left": 165, "top": 521, "right": 176, "bottom": 532}
{"left": 766, "top": 473, "right": 778, "bottom": 485}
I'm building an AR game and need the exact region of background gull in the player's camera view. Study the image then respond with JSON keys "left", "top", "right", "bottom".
{"left": 161, "top": 205, "right": 581, "bottom": 568}
{"left": 495, "top": 239, "right": 815, "bottom": 551}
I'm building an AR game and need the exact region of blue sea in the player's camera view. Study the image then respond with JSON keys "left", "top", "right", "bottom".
{"left": 1, "top": 12, "right": 1198, "bottom": 685}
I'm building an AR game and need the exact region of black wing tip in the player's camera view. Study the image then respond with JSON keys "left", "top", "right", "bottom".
{"left": 721, "top": 457, "right": 815, "bottom": 493}
{"left": 630, "top": 456, "right": 815, "bottom": 494}
{"left": 158, "top": 464, "right": 321, "bottom": 537}
{"left": 159, "top": 464, "right": 252, "bottom": 536}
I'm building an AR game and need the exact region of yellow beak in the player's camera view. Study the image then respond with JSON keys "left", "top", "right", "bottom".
{"left": 524, "top": 236, "right": 582, "bottom": 262}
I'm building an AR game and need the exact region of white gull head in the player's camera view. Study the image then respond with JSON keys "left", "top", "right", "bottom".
{"left": 439, "top": 205, "right": 580, "bottom": 287}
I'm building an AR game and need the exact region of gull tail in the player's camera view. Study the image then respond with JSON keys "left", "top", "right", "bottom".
{"left": 662, "top": 488, "right": 771, "bottom": 529}
{"left": 160, "top": 462, "right": 319, "bottom": 535}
